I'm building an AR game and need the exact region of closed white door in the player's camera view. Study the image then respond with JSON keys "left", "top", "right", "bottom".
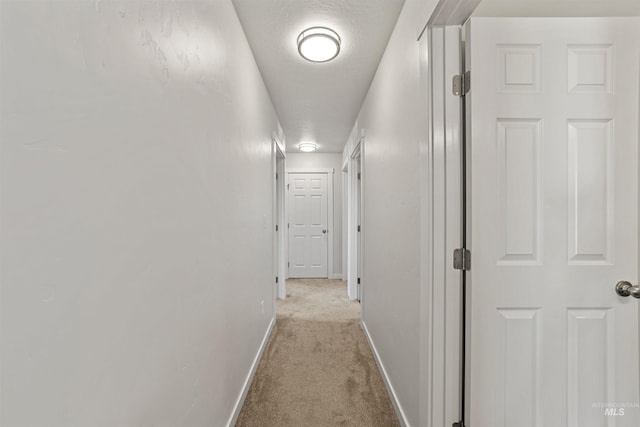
{"left": 288, "top": 173, "right": 328, "bottom": 278}
{"left": 467, "top": 18, "right": 640, "bottom": 427}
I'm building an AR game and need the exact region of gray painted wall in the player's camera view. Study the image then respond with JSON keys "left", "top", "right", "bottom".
{"left": 351, "top": 0, "right": 439, "bottom": 425}
{"left": 0, "top": 1, "right": 280, "bottom": 425}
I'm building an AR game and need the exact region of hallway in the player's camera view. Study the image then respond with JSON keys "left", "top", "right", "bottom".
{"left": 236, "top": 279, "right": 399, "bottom": 426}
{"left": 2, "top": 1, "right": 640, "bottom": 426}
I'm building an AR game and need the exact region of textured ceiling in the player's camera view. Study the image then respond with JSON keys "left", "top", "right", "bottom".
{"left": 232, "top": 0, "right": 405, "bottom": 153}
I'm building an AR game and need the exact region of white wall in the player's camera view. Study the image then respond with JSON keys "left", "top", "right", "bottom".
{"left": 286, "top": 153, "right": 343, "bottom": 278}
{"left": 348, "top": 0, "right": 438, "bottom": 425}
{"left": 0, "top": 1, "right": 279, "bottom": 426}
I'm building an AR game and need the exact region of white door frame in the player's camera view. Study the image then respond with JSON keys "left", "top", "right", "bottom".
{"left": 345, "top": 139, "right": 363, "bottom": 301}
{"left": 423, "top": 1, "right": 481, "bottom": 426}
{"left": 285, "top": 168, "right": 334, "bottom": 279}
{"left": 422, "top": 24, "right": 467, "bottom": 427}
{"left": 273, "top": 140, "right": 286, "bottom": 299}
{"left": 342, "top": 160, "right": 349, "bottom": 282}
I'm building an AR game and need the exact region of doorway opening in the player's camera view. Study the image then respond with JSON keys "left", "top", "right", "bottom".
{"left": 274, "top": 141, "right": 286, "bottom": 299}
{"left": 346, "top": 139, "right": 363, "bottom": 302}
{"left": 286, "top": 168, "right": 335, "bottom": 279}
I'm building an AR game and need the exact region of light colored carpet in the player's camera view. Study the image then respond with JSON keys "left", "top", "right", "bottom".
{"left": 235, "top": 279, "right": 401, "bottom": 427}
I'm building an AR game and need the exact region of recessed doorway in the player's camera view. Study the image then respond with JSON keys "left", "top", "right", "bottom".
{"left": 286, "top": 168, "right": 335, "bottom": 279}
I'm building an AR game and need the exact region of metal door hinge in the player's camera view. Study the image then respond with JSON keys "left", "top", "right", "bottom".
{"left": 357, "top": 225, "right": 361, "bottom": 232}
{"left": 287, "top": 223, "right": 290, "bottom": 229}
{"left": 453, "top": 248, "right": 471, "bottom": 271}
{"left": 452, "top": 71, "right": 470, "bottom": 97}
{"left": 276, "top": 173, "right": 278, "bottom": 180}
{"left": 287, "top": 183, "right": 290, "bottom": 190}
{"left": 357, "top": 277, "right": 361, "bottom": 284}
{"left": 288, "top": 262, "right": 290, "bottom": 267}
{"left": 275, "top": 276, "right": 278, "bottom": 283}
{"left": 357, "top": 172, "right": 361, "bottom": 180}
{"left": 275, "top": 224, "right": 278, "bottom": 232}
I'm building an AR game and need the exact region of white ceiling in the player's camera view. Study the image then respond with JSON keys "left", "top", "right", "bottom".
{"left": 232, "top": 0, "right": 405, "bottom": 153}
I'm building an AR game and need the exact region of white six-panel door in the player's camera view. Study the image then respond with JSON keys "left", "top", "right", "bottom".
{"left": 467, "top": 18, "right": 640, "bottom": 427}
{"left": 288, "top": 173, "right": 328, "bottom": 278}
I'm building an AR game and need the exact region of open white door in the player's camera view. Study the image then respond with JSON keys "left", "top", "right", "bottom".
{"left": 467, "top": 17, "right": 640, "bottom": 427}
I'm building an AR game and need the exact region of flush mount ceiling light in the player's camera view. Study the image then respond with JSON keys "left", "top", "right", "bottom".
{"left": 297, "top": 27, "right": 341, "bottom": 63}
{"left": 298, "top": 142, "right": 318, "bottom": 152}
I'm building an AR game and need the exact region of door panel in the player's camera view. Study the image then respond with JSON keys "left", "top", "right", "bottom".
{"left": 467, "top": 17, "right": 640, "bottom": 427}
{"left": 288, "top": 173, "right": 328, "bottom": 278}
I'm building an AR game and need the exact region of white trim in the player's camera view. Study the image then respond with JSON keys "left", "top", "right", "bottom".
{"left": 341, "top": 155, "right": 349, "bottom": 172}
{"left": 346, "top": 140, "right": 363, "bottom": 301}
{"left": 272, "top": 139, "right": 278, "bottom": 302}
{"left": 272, "top": 131, "right": 286, "bottom": 155}
{"left": 361, "top": 320, "right": 409, "bottom": 427}
{"left": 327, "top": 172, "right": 334, "bottom": 281}
{"left": 226, "top": 317, "right": 275, "bottom": 427}
{"left": 341, "top": 162, "right": 349, "bottom": 282}
{"left": 274, "top": 142, "right": 286, "bottom": 299}
{"left": 423, "top": 25, "right": 465, "bottom": 427}
{"left": 285, "top": 168, "right": 335, "bottom": 279}
{"left": 284, "top": 166, "right": 289, "bottom": 282}
{"left": 417, "top": 0, "right": 480, "bottom": 41}
{"left": 357, "top": 140, "right": 364, "bottom": 306}
{"left": 330, "top": 273, "right": 343, "bottom": 280}
{"left": 427, "top": 0, "right": 481, "bottom": 26}
{"left": 418, "top": 31, "right": 433, "bottom": 427}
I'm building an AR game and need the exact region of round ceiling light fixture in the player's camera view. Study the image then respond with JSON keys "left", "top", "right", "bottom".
{"left": 297, "top": 26, "right": 341, "bottom": 63}
{"left": 298, "top": 142, "right": 318, "bottom": 152}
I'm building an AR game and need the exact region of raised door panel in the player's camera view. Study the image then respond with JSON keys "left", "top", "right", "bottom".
{"left": 497, "top": 119, "right": 542, "bottom": 264}
{"left": 495, "top": 309, "right": 542, "bottom": 427}
{"left": 567, "top": 120, "right": 613, "bottom": 264}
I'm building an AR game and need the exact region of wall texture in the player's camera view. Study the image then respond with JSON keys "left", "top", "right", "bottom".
{"left": 349, "top": 0, "right": 438, "bottom": 425}
{"left": 0, "top": 1, "right": 280, "bottom": 426}
{"left": 285, "top": 153, "right": 343, "bottom": 278}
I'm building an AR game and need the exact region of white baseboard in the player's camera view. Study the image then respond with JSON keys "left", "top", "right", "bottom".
{"left": 226, "top": 316, "right": 275, "bottom": 427}
{"left": 361, "top": 320, "right": 410, "bottom": 427}
{"left": 331, "top": 273, "right": 343, "bottom": 280}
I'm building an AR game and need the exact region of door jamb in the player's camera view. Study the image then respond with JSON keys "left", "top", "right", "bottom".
{"left": 424, "top": 1, "right": 480, "bottom": 424}
{"left": 346, "top": 139, "right": 363, "bottom": 301}
{"left": 418, "top": 0, "right": 492, "bottom": 427}
{"left": 424, "top": 25, "right": 467, "bottom": 427}
{"left": 342, "top": 160, "right": 349, "bottom": 282}
{"left": 274, "top": 141, "right": 286, "bottom": 299}
{"left": 285, "top": 168, "right": 335, "bottom": 279}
